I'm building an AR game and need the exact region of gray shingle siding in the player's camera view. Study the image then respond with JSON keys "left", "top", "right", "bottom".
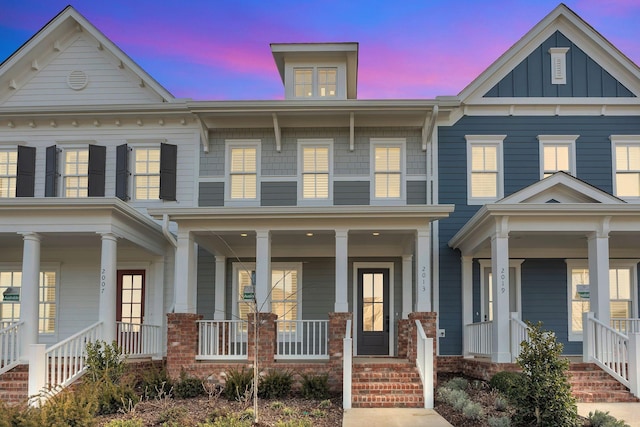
{"left": 197, "top": 246, "right": 216, "bottom": 319}
{"left": 407, "top": 181, "right": 427, "bottom": 204}
{"left": 261, "top": 182, "right": 297, "bottom": 206}
{"left": 199, "top": 182, "right": 224, "bottom": 206}
{"left": 485, "top": 31, "right": 635, "bottom": 98}
{"left": 334, "top": 181, "right": 370, "bottom": 205}
{"left": 438, "top": 115, "right": 640, "bottom": 355}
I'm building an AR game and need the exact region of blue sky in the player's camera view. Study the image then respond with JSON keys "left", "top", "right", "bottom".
{"left": 1, "top": 0, "right": 639, "bottom": 100}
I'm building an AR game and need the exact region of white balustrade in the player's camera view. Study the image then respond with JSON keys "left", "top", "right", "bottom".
{"left": 584, "top": 312, "right": 630, "bottom": 387}
{"left": 197, "top": 320, "right": 247, "bottom": 360}
{"left": 275, "top": 320, "right": 329, "bottom": 360}
{"left": 611, "top": 318, "right": 640, "bottom": 334}
{"left": 0, "top": 321, "right": 23, "bottom": 375}
{"left": 117, "top": 322, "right": 162, "bottom": 358}
{"left": 465, "top": 321, "right": 493, "bottom": 357}
{"left": 510, "top": 313, "right": 529, "bottom": 362}
{"left": 415, "top": 319, "right": 434, "bottom": 409}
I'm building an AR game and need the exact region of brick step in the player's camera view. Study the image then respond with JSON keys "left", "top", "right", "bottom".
{"left": 573, "top": 389, "right": 640, "bottom": 403}
{"left": 351, "top": 360, "right": 425, "bottom": 408}
{"left": 0, "top": 365, "right": 29, "bottom": 404}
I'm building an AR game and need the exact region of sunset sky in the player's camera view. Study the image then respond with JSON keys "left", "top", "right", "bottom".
{"left": 1, "top": 0, "right": 639, "bottom": 100}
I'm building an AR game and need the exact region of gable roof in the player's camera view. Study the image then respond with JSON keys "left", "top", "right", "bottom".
{"left": 0, "top": 5, "right": 174, "bottom": 104}
{"left": 458, "top": 3, "right": 640, "bottom": 104}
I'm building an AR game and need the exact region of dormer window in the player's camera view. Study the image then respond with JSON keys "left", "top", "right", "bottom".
{"left": 294, "top": 67, "right": 337, "bottom": 98}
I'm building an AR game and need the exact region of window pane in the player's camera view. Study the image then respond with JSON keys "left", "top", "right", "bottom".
{"left": 616, "top": 146, "right": 629, "bottom": 170}
{"left": 294, "top": 69, "right": 313, "bottom": 97}
{"left": 616, "top": 173, "right": 640, "bottom": 197}
{"left": 471, "top": 172, "right": 497, "bottom": 198}
{"left": 629, "top": 146, "right": 640, "bottom": 170}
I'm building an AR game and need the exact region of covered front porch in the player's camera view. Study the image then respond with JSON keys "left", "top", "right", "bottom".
{"left": 449, "top": 173, "right": 640, "bottom": 397}
{"left": 0, "top": 199, "right": 170, "bottom": 400}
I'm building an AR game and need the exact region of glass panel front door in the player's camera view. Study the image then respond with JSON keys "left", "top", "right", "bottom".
{"left": 357, "top": 268, "right": 389, "bottom": 355}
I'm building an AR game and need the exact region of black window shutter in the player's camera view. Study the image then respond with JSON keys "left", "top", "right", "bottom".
{"left": 16, "top": 146, "right": 36, "bottom": 197}
{"left": 159, "top": 143, "right": 177, "bottom": 201}
{"left": 88, "top": 145, "right": 106, "bottom": 197}
{"left": 116, "top": 144, "right": 130, "bottom": 201}
{"left": 45, "top": 145, "right": 58, "bottom": 197}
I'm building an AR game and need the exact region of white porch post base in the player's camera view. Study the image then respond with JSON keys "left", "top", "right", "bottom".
{"left": 27, "top": 343, "right": 46, "bottom": 407}
{"left": 461, "top": 256, "right": 473, "bottom": 358}
{"left": 629, "top": 332, "right": 640, "bottom": 398}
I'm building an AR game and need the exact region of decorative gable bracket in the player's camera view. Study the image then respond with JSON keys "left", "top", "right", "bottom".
{"left": 421, "top": 105, "right": 438, "bottom": 151}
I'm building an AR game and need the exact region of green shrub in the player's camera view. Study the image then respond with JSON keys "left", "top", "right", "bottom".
{"left": 514, "top": 322, "right": 579, "bottom": 427}
{"left": 39, "top": 387, "right": 98, "bottom": 427}
{"left": 487, "top": 416, "right": 512, "bottom": 427}
{"left": 462, "top": 401, "right": 484, "bottom": 420}
{"left": 104, "top": 419, "right": 145, "bottom": 427}
{"left": 0, "top": 401, "right": 41, "bottom": 427}
{"left": 259, "top": 369, "right": 293, "bottom": 399}
{"left": 318, "top": 399, "right": 332, "bottom": 409}
{"left": 489, "top": 371, "right": 525, "bottom": 402}
{"left": 85, "top": 340, "right": 126, "bottom": 384}
{"left": 85, "top": 378, "right": 139, "bottom": 416}
{"left": 139, "top": 365, "right": 173, "bottom": 399}
{"left": 437, "top": 387, "right": 468, "bottom": 407}
{"left": 157, "top": 406, "right": 188, "bottom": 424}
{"left": 443, "top": 377, "right": 469, "bottom": 391}
{"left": 588, "top": 410, "right": 630, "bottom": 427}
{"left": 202, "top": 414, "right": 252, "bottom": 427}
{"left": 174, "top": 370, "right": 204, "bottom": 399}
{"left": 223, "top": 367, "right": 254, "bottom": 401}
{"left": 494, "top": 395, "right": 509, "bottom": 412}
{"left": 300, "top": 373, "right": 329, "bottom": 399}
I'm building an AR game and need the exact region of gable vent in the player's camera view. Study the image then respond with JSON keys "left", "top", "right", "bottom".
{"left": 67, "top": 70, "right": 88, "bottom": 90}
{"left": 549, "top": 47, "right": 569, "bottom": 85}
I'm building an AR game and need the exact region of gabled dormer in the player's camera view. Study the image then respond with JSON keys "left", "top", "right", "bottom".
{"left": 271, "top": 43, "right": 358, "bottom": 100}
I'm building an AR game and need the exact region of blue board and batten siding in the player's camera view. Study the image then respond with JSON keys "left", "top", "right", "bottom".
{"left": 438, "top": 115, "right": 640, "bottom": 355}
{"left": 485, "top": 31, "right": 635, "bottom": 98}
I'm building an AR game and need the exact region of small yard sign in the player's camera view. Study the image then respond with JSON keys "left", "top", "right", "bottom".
{"left": 576, "top": 284, "right": 589, "bottom": 299}
{"left": 243, "top": 285, "right": 255, "bottom": 301}
{"left": 3, "top": 289, "right": 19, "bottom": 302}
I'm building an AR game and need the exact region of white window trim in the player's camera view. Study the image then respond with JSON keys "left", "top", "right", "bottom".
{"left": 0, "top": 148, "right": 17, "bottom": 198}
{"left": 370, "top": 138, "right": 406, "bottom": 205}
{"left": 478, "top": 259, "right": 523, "bottom": 322}
{"left": 0, "top": 262, "right": 60, "bottom": 339}
{"left": 537, "top": 135, "right": 578, "bottom": 179}
{"left": 231, "top": 262, "right": 303, "bottom": 337}
{"left": 58, "top": 144, "right": 92, "bottom": 198}
{"left": 225, "top": 140, "right": 261, "bottom": 207}
{"left": 127, "top": 139, "right": 167, "bottom": 203}
{"left": 610, "top": 135, "right": 640, "bottom": 203}
{"left": 566, "top": 259, "right": 639, "bottom": 341}
{"left": 549, "top": 47, "right": 570, "bottom": 85}
{"left": 466, "top": 135, "right": 505, "bottom": 205}
{"left": 297, "top": 139, "right": 333, "bottom": 205}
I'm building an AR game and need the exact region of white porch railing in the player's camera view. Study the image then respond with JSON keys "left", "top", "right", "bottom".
{"left": 583, "top": 312, "right": 630, "bottom": 389}
{"left": 611, "top": 318, "right": 640, "bottom": 335}
{"left": 117, "top": 322, "right": 162, "bottom": 358}
{"left": 197, "top": 320, "right": 247, "bottom": 360}
{"left": 415, "top": 319, "right": 434, "bottom": 409}
{"left": 275, "top": 320, "right": 329, "bottom": 360}
{"left": 466, "top": 321, "right": 492, "bottom": 357}
{"left": 343, "top": 319, "right": 352, "bottom": 410}
{"left": 44, "top": 322, "right": 102, "bottom": 391}
{"left": 0, "top": 321, "right": 23, "bottom": 375}
{"left": 510, "top": 313, "right": 529, "bottom": 362}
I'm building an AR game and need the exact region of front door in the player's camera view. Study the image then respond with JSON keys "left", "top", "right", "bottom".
{"left": 117, "top": 270, "right": 145, "bottom": 351}
{"left": 357, "top": 268, "right": 389, "bottom": 355}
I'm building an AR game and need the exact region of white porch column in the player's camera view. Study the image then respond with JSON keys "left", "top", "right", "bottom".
{"left": 255, "top": 229, "right": 271, "bottom": 313}
{"left": 588, "top": 226, "right": 610, "bottom": 325}
{"left": 214, "top": 256, "right": 226, "bottom": 320}
{"left": 334, "top": 229, "right": 349, "bottom": 312}
{"left": 491, "top": 218, "right": 511, "bottom": 363}
{"left": 415, "top": 227, "right": 431, "bottom": 312}
{"left": 19, "top": 232, "right": 41, "bottom": 357}
{"left": 461, "top": 255, "right": 473, "bottom": 358}
{"left": 402, "top": 255, "right": 413, "bottom": 319}
{"left": 99, "top": 232, "right": 118, "bottom": 343}
{"left": 174, "top": 230, "right": 197, "bottom": 313}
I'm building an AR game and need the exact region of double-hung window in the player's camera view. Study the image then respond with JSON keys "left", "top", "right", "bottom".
{"left": 293, "top": 67, "right": 338, "bottom": 99}
{"left": 567, "top": 260, "right": 637, "bottom": 340}
{"left": 538, "top": 135, "right": 577, "bottom": 178}
{"left": 0, "top": 149, "right": 17, "bottom": 198}
{"left": 371, "top": 139, "right": 405, "bottom": 203}
{"left": 133, "top": 147, "right": 161, "bottom": 200}
{"left": 226, "top": 141, "right": 260, "bottom": 205}
{"left": 0, "top": 266, "right": 57, "bottom": 334}
{"left": 611, "top": 136, "right": 640, "bottom": 199}
{"left": 63, "top": 148, "right": 89, "bottom": 197}
{"left": 466, "top": 135, "right": 505, "bottom": 204}
{"left": 233, "top": 263, "right": 301, "bottom": 332}
{"left": 298, "top": 140, "right": 332, "bottom": 203}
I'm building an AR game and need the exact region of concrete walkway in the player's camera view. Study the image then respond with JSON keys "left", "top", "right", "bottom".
{"left": 342, "top": 408, "right": 453, "bottom": 427}
{"left": 578, "top": 402, "right": 640, "bottom": 427}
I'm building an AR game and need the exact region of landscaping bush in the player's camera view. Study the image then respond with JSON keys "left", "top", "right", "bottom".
{"left": 300, "top": 373, "right": 329, "bottom": 399}
{"left": 588, "top": 410, "right": 630, "bottom": 427}
{"left": 489, "top": 371, "right": 526, "bottom": 403}
{"left": 443, "top": 376, "right": 469, "bottom": 391}
{"left": 85, "top": 340, "right": 126, "bottom": 383}
{"left": 223, "top": 367, "right": 254, "bottom": 401}
{"left": 174, "top": 370, "right": 205, "bottom": 399}
{"left": 258, "top": 369, "right": 293, "bottom": 399}
{"left": 0, "top": 401, "right": 41, "bottom": 427}
{"left": 39, "top": 387, "right": 98, "bottom": 427}
{"left": 514, "top": 321, "right": 580, "bottom": 427}
{"left": 462, "top": 401, "right": 484, "bottom": 420}
{"left": 104, "top": 419, "right": 144, "bottom": 427}
{"left": 487, "top": 416, "right": 512, "bottom": 427}
{"left": 139, "top": 364, "right": 173, "bottom": 399}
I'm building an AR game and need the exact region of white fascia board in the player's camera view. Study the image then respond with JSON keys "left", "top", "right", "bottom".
{"left": 0, "top": 103, "right": 190, "bottom": 117}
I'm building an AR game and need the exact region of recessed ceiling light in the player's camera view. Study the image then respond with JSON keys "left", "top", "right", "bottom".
{"left": 372, "top": 232, "right": 380, "bottom": 236}
{"left": 240, "top": 233, "right": 248, "bottom": 237}
{"left": 306, "top": 232, "right": 314, "bottom": 237}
